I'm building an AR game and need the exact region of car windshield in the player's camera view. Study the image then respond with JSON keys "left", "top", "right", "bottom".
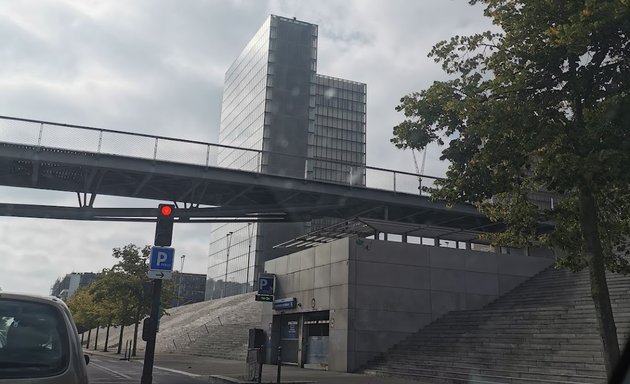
{"left": 0, "top": 298, "right": 69, "bottom": 379}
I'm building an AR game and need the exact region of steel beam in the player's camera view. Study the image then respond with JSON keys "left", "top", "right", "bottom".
{"left": 0, "top": 202, "right": 348, "bottom": 222}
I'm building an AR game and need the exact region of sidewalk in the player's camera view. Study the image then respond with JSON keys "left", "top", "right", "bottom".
{"left": 85, "top": 349, "right": 420, "bottom": 384}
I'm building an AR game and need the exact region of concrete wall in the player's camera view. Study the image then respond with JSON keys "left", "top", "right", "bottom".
{"left": 262, "top": 237, "right": 554, "bottom": 372}
{"left": 261, "top": 238, "right": 351, "bottom": 371}
{"left": 347, "top": 238, "right": 554, "bottom": 370}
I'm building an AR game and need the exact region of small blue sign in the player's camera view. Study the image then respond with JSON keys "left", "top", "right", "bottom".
{"left": 150, "top": 247, "right": 175, "bottom": 271}
{"left": 258, "top": 274, "right": 275, "bottom": 296}
{"left": 273, "top": 297, "right": 296, "bottom": 311}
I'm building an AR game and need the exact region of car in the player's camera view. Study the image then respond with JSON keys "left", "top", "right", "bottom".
{"left": 0, "top": 292, "right": 89, "bottom": 383}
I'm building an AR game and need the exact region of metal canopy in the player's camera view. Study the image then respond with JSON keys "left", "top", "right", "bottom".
{"left": 274, "top": 217, "right": 497, "bottom": 249}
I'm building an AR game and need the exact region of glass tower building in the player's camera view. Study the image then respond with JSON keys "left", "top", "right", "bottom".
{"left": 206, "top": 15, "right": 367, "bottom": 300}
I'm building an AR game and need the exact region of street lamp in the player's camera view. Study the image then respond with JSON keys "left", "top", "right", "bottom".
{"left": 176, "top": 255, "right": 186, "bottom": 306}
{"left": 221, "top": 232, "right": 234, "bottom": 298}
{"left": 245, "top": 223, "right": 254, "bottom": 293}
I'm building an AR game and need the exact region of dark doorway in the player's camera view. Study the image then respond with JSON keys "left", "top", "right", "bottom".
{"left": 303, "top": 311, "right": 329, "bottom": 369}
{"left": 279, "top": 314, "right": 300, "bottom": 365}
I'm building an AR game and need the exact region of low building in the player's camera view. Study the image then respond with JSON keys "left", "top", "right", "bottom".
{"left": 260, "top": 236, "right": 554, "bottom": 372}
{"left": 50, "top": 272, "right": 99, "bottom": 300}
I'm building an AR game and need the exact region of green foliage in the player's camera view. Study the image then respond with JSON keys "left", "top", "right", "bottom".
{"left": 392, "top": 0, "right": 630, "bottom": 272}
{"left": 89, "top": 269, "right": 133, "bottom": 326}
{"left": 67, "top": 243, "right": 175, "bottom": 334}
{"left": 66, "top": 288, "right": 99, "bottom": 332}
{"left": 393, "top": 1, "right": 630, "bottom": 374}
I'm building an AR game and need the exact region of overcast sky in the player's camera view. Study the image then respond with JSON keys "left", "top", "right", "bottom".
{"left": 0, "top": 0, "right": 493, "bottom": 295}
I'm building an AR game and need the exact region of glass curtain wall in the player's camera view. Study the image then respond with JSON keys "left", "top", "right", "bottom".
{"left": 206, "top": 18, "right": 271, "bottom": 300}
{"left": 206, "top": 16, "right": 367, "bottom": 300}
{"left": 311, "top": 74, "right": 367, "bottom": 186}
{"left": 310, "top": 75, "right": 367, "bottom": 230}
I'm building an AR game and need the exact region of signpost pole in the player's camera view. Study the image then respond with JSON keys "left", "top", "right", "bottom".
{"left": 141, "top": 279, "right": 162, "bottom": 384}
{"left": 141, "top": 204, "right": 175, "bottom": 384}
{"left": 276, "top": 346, "right": 282, "bottom": 384}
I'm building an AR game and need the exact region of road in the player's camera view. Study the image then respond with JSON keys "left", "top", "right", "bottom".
{"left": 87, "top": 355, "right": 205, "bottom": 384}
{"left": 86, "top": 352, "right": 421, "bottom": 384}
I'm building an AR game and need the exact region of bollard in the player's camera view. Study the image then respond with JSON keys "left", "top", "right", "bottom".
{"left": 123, "top": 340, "right": 129, "bottom": 360}
{"left": 257, "top": 348, "right": 263, "bottom": 384}
{"left": 126, "top": 340, "right": 132, "bottom": 361}
{"left": 276, "top": 346, "right": 282, "bottom": 384}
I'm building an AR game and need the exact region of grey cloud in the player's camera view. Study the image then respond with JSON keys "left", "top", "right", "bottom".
{"left": 0, "top": 216, "right": 210, "bottom": 294}
{"left": 0, "top": 0, "right": 491, "bottom": 294}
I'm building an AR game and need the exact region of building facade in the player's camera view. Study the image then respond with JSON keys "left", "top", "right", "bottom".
{"left": 50, "top": 272, "right": 99, "bottom": 300}
{"left": 206, "top": 15, "right": 367, "bottom": 300}
{"left": 260, "top": 237, "right": 554, "bottom": 372}
{"left": 170, "top": 272, "right": 207, "bottom": 307}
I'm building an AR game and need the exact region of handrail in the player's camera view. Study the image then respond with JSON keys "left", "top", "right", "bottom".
{"left": 0, "top": 115, "right": 261, "bottom": 154}
{"left": 0, "top": 114, "right": 442, "bottom": 194}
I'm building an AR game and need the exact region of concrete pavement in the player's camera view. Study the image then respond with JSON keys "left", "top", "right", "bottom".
{"left": 86, "top": 349, "right": 420, "bottom": 384}
{"left": 86, "top": 353, "right": 205, "bottom": 384}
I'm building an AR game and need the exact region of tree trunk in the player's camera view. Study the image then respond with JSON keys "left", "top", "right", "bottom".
{"left": 116, "top": 325, "right": 125, "bottom": 354}
{"left": 81, "top": 332, "right": 84, "bottom": 345}
{"left": 132, "top": 309, "right": 140, "bottom": 357}
{"left": 86, "top": 329, "right": 92, "bottom": 348}
{"left": 93, "top": 327, "right": 100, "bottom": 350}
{"left": 103, "top": 323, "right": 111, "bottom": 352}
{"left": 579, "top": 187, "right": 620, "bottom": 378}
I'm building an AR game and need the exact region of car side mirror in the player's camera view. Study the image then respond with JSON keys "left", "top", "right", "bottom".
{"left": 84, "top": 354, "right": 90, "bottom": 365}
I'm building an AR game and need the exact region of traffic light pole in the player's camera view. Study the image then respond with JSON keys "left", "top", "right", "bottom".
{"left": 141, "top": 278, "right": 162, "bottom": 384}
{"left": 142, "top": 204, "right": 174, "bottom": 384}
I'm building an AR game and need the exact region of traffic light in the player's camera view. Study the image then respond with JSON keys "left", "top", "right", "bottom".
{"left": 154, "top": 204, "right": 174, "bottom": 246}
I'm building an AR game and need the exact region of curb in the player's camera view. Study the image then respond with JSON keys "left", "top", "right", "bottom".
{"left": 85, "top": 349, "right": 141, "bottom": 362}
{"left": 209, "top": 376, "right": 313, "bottom": 384}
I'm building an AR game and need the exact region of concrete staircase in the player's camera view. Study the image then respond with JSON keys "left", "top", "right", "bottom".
{"left": 86, "top": 292, "right": 262, "bottom": 360}
{"left": 179, "top": 323, "right": 258, "bottom": 360}
{"left": 162, "top": 292, "right": 261, "bottom": 360}
{"left": 363, "top": 267, "right": 630, "bottom": 383}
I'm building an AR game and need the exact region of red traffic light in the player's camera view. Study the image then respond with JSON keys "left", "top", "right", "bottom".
{"left": 155, "top": 204, "right": 175, "bottom": 246}
{"left": 160, "top": 205, "right": 173, "bottom": 216}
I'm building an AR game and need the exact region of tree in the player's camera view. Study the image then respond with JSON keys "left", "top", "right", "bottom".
{"left": 108, "top": 244, "right": 175, "bottom": 356}
{"left": 109, "top": 244, "right": 151, "bottom": 357}
{"left": 67, "top": 244, "right": 175, "bottom": 356}
{"left": 66, "top": 288, "right": 99, "bottom": 347}
{"left": 392, "top": 0, "right": 630, "bottom": 378}
{"left": 88, "top": 270, "right": 125, "bottom": 353}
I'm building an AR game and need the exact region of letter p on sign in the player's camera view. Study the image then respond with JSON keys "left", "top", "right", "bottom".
{"left": 149, "top": 246, "right": 174, "bottom": 271}
{"left": 157, "top": 251, "right": 168, "bottom": 266}
{"left": 257, "top": 274, "right": 274, "bottom": 295}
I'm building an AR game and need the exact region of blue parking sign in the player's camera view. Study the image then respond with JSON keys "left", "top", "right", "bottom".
{"left": 150, "top": 247, "right": 175, "bottom": 271}
{"left": 258, "top": 274, "right": 275, "bottom": 295}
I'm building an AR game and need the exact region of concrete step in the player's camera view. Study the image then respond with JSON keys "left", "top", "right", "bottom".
{"left": 362, "top": 266, "right": 626, "bottom": 383}
{"left": 367, "top": 362, "right": 606, "bottom": 383}
{"left": 372, "top": 356, "right": 606, "bottom": 376}
{"left": 399, "top": 337, "right": 603, "bottom": 350}
{"left": 365, "top": 366, "right": 599, "bottom": 384}
{"left": 386, "top": 346, "right": 604, "bottom": 362}
{"left": 379, "top": 351, "right": 606, "bottom": 371}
